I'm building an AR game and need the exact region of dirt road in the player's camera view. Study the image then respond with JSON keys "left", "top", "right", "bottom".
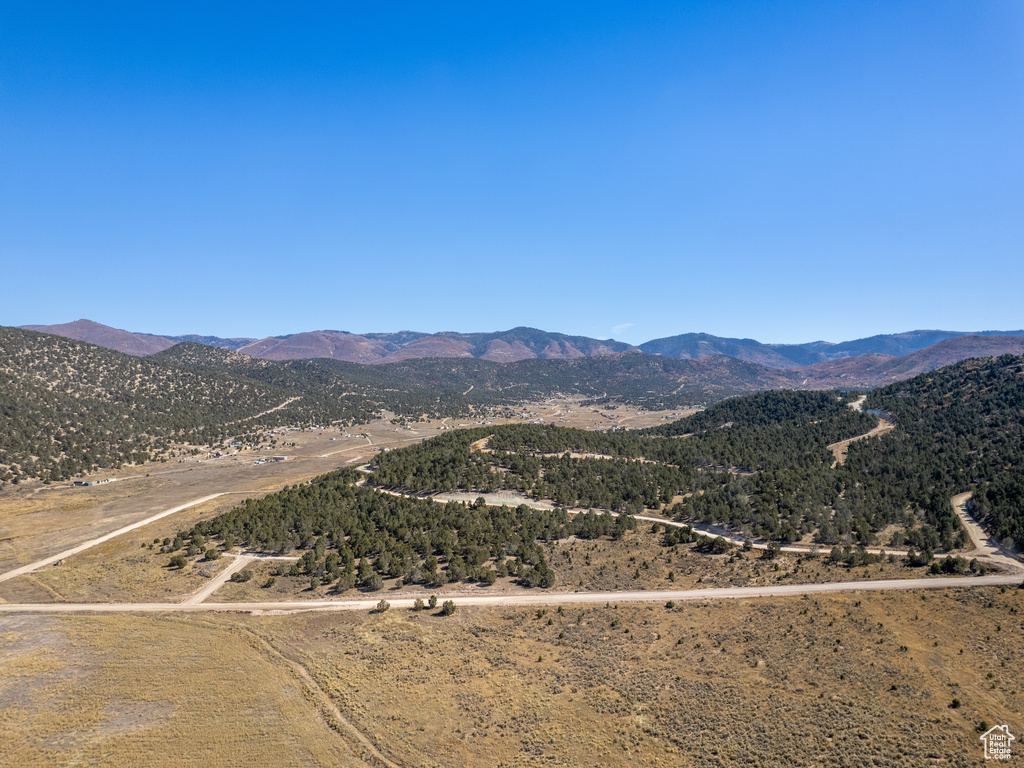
{"left": 233, "top": 396, "right": 301, "bottom": 423}
{"left": 182, "top": 552, "right": 301, "bottom": 605}
{"left": 380, "top": 487, "right": 913, "bottom": 558}
{"left": 184, "top": 554, "right": 254, "bottom": 604}
{"left": 1, "top": 573, "right": 1019, "bottom": 615}
{"left": 951, "top": 492, "right": 1021, "bottom": 571}
{"left": 828, "top": 397, "right": 895, "bottom": 466}
{"left": 0, "top": 494, "right": 231, "bottom": 584}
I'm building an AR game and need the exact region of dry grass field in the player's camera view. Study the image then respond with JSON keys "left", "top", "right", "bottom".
{"left": 2, "top": 586, "right": 1020, "bottom": 766}
{"left": 0, "top": 612, "right": 378, "bottom": 768}
{"left": 0, "top": 495, "right": 243, "bottom": 605}
{"left": 545, "top": 530, "right": 934, "bottom": 591}
{"left": 263, "top": 586, "right": 1023, "bottom": 766}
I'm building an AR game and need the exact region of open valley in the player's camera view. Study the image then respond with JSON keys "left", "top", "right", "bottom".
{"left": 4, "top": 6, "right": 1023, "bottom": 761}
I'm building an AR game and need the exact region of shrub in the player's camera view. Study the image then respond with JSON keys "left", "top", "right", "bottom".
{"left": 440, "top": 600, "right": 456, "bottom": 616}
{"left": 905, "top": 549, "right": 932, "bottom": 568}
{"left": 428, "top": 594, "right": 437, "bottom": 609}
{"left": 168, "top": 554, "right": 187, "bottom": 569}
{"left": 230, "top": 569, "right": 254, "bottom": 583}
{"left": 413, "top": 598, "right": 425, "bottom": 611}
{"left": 203, "top": 548, "right": 221, "bottom": 561}
{"left": 374, "top": 599, "right": 390, "bottom": 613}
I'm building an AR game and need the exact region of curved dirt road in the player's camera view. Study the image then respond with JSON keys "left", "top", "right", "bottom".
{"left": 951, "top": 492, "right": 1021, "bottom": 571}
{"left": 371, "top": 484, "right": 912, "bottom": 558}
{"left": 828, "top": 396, "right": 894, "bottom": 466}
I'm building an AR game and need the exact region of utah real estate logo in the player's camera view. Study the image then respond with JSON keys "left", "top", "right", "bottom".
{"left": 980, "top": 725, "right": 1015, "bottom": 760}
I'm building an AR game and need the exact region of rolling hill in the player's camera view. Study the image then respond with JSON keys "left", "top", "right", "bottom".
{"left": 367, "top": 352, "right": 1024, "bottom": 551}
{"left": 797, "top": 335, "right": 1024, "bottom": 388}
{"left": 0, "top": 328, "right": 372, "bottom": 483}
{"left": 0, "top": 327, "right": 798, "bottom": 483}
{"left": 6, "top": 321, "right": 1024, "bottom": 491}
{"left": 20, "top": 319, "right": 180, "bottom": 356}
{"left": 20, "top": 319, "right": 255, "bottom": 355}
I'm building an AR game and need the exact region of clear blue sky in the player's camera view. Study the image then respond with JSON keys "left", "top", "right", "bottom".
{"left": 2, "top": 1, "right": 1022, "bottom": 345}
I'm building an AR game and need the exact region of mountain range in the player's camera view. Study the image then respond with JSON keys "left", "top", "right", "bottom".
{"left": 637, "top": 329, "right": 1024, "bottom": 367}
{"left": 16, "top": 319, "right": 1024, "bottom": 389}
{"left": 20, "top": 320, "right": 633, "bottom": 363}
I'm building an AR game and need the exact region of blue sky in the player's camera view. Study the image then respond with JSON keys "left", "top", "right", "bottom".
{"left": 2, "top": 1, "right": 1022, "bottom": 345}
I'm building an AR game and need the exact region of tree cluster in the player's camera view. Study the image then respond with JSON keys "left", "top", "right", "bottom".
{"left": 179, "top": 468, "right": 637, "bottom": 590}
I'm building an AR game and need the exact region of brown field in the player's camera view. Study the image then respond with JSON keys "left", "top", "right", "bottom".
{"left": 2, "top": 586, "right": 1021, "bottom": 766}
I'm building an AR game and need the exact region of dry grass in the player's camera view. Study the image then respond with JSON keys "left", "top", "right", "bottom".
{"left": 0, "top": 613, "right": 375, "bottom": 768}
{"left": 0, "top": 497, "right": 244, "bottom": 604}
{"left": 263, "top": 585, "right": 1024, "bottom": 767}
{"left": 1, "top": 586, "right": 1021, "bottom": 766}
{"left": 548, "top": 528, "right": 933, "bottom": 592}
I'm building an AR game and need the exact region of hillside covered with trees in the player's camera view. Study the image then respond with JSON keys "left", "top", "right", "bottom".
{"left": 860, "top": 353, "right": 1024, "bottom": 550}
{"left": 181, "top": 467, "right": 638, "bottom": 590}
{"left": 7, "top": 322, "right": 1023, "bottom": 558}
{"left": 368, "top": 391, "right": 885, "bottom": 543}
{"left": 368, "top": 358, "right": 1024, "bottom": 552}
{"left": 154, "top": 356, "right": 1024, "bottom": 599}
{"left": 0, "top": 329, "right": 373, "bottom": 483}
{"left": 155, "top": 342, "right": 800, "bottom": 413}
